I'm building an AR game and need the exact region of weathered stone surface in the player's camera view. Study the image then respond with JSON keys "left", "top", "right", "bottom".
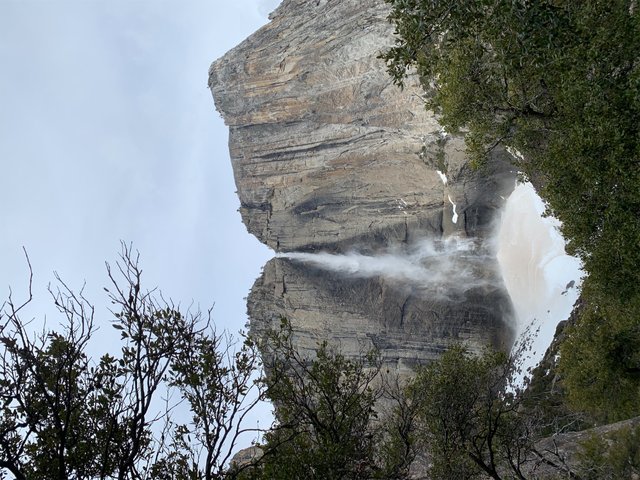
{"left": 526, "top": 416, "right": 640, "bottom": 478}
{"left": 248, "top": 255, "right": 514, "bottom": 377}
{"left": 230, "top": 445, "right": 263, "bottom": 470}
{"left": 209, "top": 0, "right": 517, "bottom": 371}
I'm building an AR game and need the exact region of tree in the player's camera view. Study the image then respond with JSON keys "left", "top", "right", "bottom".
{"left": 405, "top": 341, "right": 581, "bottom": 480}
{"left": 381, "top": 0, "right": 640, "bottom": 421}
{"left": 407, "top": 346, "right": 526, "bottom": 479}
{"left": 243, "top": 335, "right": 574, "bottom": 480}
{"left": 0, "top": 245, "right": 264, "bottom": 480}
{"left": 154, "top": 327, "right": 263, "bottom": 480}
{"left": 240, "top": 320, "right": 414, "bottom": 480}
{"left": 233, "top": 324, "right": 575, "bottom": 480}
{"left": 559, "top": 292, "right": 640, "bottom": 423}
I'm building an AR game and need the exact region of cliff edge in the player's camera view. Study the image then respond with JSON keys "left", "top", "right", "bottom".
{"left": 209, "top": 0, "right": 517, "bottom": 373}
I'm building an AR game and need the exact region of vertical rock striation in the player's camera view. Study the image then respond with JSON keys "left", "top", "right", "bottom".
{"left": 209, "top": 0, "right": 517, "bottom": 374}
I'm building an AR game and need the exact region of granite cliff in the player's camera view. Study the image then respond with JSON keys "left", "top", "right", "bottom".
{"left": 209, "top": 0, "right": 517, "bottom": 374}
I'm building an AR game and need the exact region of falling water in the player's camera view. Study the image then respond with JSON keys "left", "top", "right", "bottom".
{"left": 496, "top": 181, "right": 583, "bottom": 372}
{"left": 278, "top": 237, "right": 501, "bottom": 301}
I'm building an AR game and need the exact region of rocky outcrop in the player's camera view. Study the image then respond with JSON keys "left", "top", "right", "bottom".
{"left": 209, "top": 0, "right": 517, "bottom": 373}
{"left": 526, "top": 416, "right": 640, "bottom": 478}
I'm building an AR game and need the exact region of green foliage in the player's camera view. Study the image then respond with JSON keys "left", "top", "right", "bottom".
{"left": 0, "top": 245, "right": 264, "bottom": 480}
{"left": 238, "top": 329, "right": 570, "bottom": 480}
{"left": 166, "top": 330, "right": 262, "bottom": 479}
{"left": 382, "top": 0, "right": 640, "bottom": 420}
{"left": 407, "top": 345, "right": 538, "bottom": 480}
{"left": 521, "top": 321, "right": 592, "bottom": 436}
{"left": 577, "top": 421, "right": 640, "bottom": 479}
{"left": 560, "top": 292, "right": 640, "bottom": 423}
{"left": 252, "top": 320, "right": 393, "bottom": 480}
{"left": 0, "top": 330, "right": 108, "bottom": 480}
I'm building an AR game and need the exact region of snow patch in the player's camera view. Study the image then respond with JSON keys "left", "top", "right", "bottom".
{"left": 396, "top": 198, "right": 409, "bottom": 214}
{"left": 506, "top": 146, "right": 525, "bottom": 162}
{"left": 448, "top": 195, "right": 458, "bottom": 223}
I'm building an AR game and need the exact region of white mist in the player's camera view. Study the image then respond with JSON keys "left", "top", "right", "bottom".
{"left": 496, "top": 182, "right": 582, "bottom": 374}
{"left": 279, "top": 237, "right": 500, "bottom": 300}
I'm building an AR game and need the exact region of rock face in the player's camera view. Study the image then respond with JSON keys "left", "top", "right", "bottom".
{"left": 209, "top": 0, "right": 517, "bottom": 374}
{"left": 527, "top": 416, "right": 640, "bottom": 478}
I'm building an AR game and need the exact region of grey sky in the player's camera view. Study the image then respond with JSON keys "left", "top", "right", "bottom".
{"left": 0, "top": 1, "right": 280, "bottom": 337}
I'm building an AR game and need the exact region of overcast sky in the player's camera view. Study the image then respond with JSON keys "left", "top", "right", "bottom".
{"left": 0, "top": 1, "right": 281, "bottom": 337}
